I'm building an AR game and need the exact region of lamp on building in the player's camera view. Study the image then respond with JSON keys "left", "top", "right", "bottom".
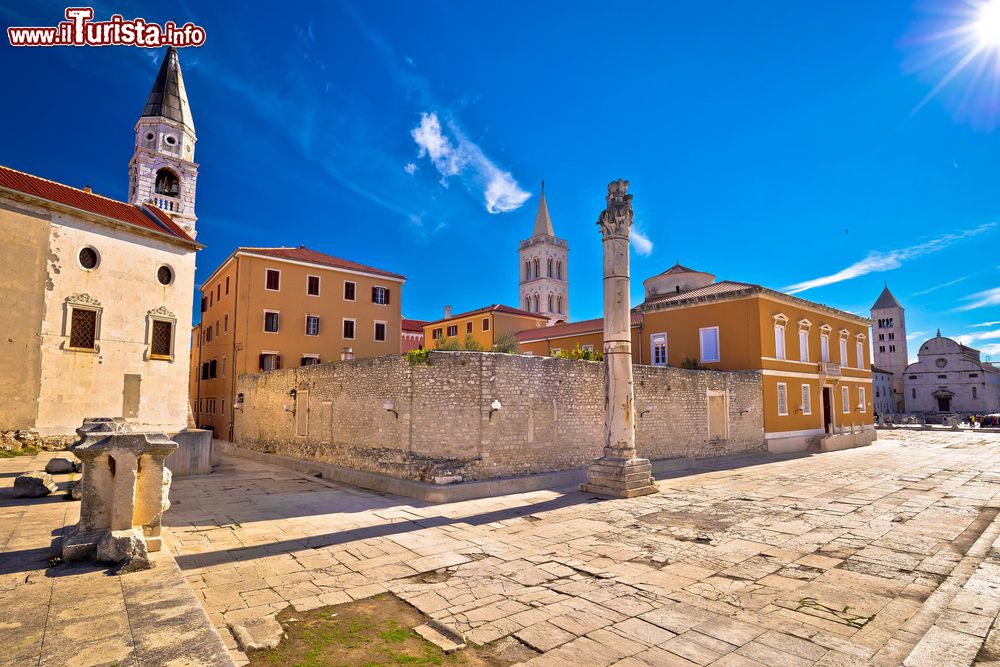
{"left": 738, "top": 407, "right": 752, "bottom": 416}
{"left": 489, "top": 399, "right": 502, "bottom": 419}
{"left": 384, "top": 400, "right": 398, "bottom": 419}
{"left": 639, "top": 403, "right": 654, "bottom": 418}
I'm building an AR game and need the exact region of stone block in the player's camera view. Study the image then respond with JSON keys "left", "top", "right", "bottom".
{"left": 230, "top": 616, "right": 284, "bottom": 652}
{"left": 13, "top": 471, "right": 58, "bottom": 497}
{"left": 45, "top": 456, "right": 80, "bottom": 474}
{"left": 96, "top": 528, "right": 151, "bottom": 573}
{"left": 581, "top": 457, "right": 658, "bottom": 498}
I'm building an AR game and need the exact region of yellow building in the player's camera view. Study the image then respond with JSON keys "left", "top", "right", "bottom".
{"left": 517, "top": 264, "right": 874, "bottom": 452}
{"left": 423, "top": 304, "right": 548, "bottom": 350}
{"left": 190, "top": 245, "right": 404, "bottom": 439}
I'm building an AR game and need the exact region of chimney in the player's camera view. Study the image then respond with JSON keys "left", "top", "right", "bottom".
{"left": 83, "top": 186, "right": 92, "bottom": 193}
{"left": 444, "top": 305, "right": 452, "bottom": 318}
{"left": 340, "top": 347, "right": 355, "bottom": 361}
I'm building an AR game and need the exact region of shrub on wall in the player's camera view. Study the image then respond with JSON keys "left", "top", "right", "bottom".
{"left": 555, "top": 344, "right": 603, "bottom": 362}
{"left": 405, "top": 348, "right": 430, "bottom": 365}
{"left": 492, "top": 332, "right": 519, "bottom": 354}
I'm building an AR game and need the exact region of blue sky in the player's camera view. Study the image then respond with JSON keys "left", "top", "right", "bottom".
{"left": 3, "top": 1, "right": 1000, "bottom": 361}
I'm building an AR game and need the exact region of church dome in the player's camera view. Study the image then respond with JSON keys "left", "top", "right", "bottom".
{"left": 643, "top": 263, "right": 715, "bottom": 298}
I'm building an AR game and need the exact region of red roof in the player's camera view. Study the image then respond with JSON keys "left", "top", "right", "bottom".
{"left": 424, "top": 304, "right": 549, "bottom": 327}
{"left": 239, "top": 246, "right": 404, "bottom": 280}
{"left": 516, "top": 311, "right": 642, "bottom": 342}
{"left": 0, "top": 164, "right": 195, "bottom": 243}
{"left": 402, "top": 318, "right": 428, "bottom": 332}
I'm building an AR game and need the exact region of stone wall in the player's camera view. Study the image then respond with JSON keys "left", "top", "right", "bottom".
{"left": 232, "top": 351, "right": 765, "bottom": 483}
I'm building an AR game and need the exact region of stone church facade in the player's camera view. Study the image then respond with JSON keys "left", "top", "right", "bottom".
{"left": 903, "top": 332, "right": 1000, "bottom": 415}
{"left": 0, "top": 46, "right": 200, "bottom": 441}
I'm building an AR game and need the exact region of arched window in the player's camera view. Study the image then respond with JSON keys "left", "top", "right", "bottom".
{"left": 524, "top": 296, "right": 531, "bottom": 310}
{"left": 557, "top": 296, "right": 563, "bottom": 314}
{"left": 533, "top": 294, "right": 539, "bottom": 312}
{"left": 548, "top": 294, "right": 554, "bottom": 312}
{"left": 547, "top": 258, "right": 554, "bottom": 278}
{"left": 533, "top": 258, "right": 540, "bottom": 280}
{"left": 556, "top": 261, "right": 562, "bottom": 280}
{"left": 525, "top": 261, "right": 531, "bottom": 281}
{"left": 154, "top": 168, "right": 179, "bottom": 197}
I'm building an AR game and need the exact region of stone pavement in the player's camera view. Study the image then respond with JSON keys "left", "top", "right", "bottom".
{"left": 166, "top": 431, "right": 1000, "bottom": 666}
{"left": 0, "top": 451, "right": 232, "bottom": 667}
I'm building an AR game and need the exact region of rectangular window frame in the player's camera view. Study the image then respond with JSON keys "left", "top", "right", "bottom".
{"left": 774, "top": 324, "right": 786, "bottom": 360}
{"left": 821, "top": 334, "right": 830, "bottom": 363}
{"left": 374, "top": 320, "right": 387, "bottom": 342}
{"left": 344, "top": 280, "right": 356, "bottom": 301}
{"left": 67, "top": 304, "right": 101, "bottom": 353}
{"left": 148, "top": 317, "right": 175, "bottom": 361}
{"left": 432, "top": 328, "right": 442, "bottom": 340}
{"left": 842, "top": 385, "right": 850, "bottom": 413}
{"left": 651, "top": 332, "right": 668, "bottom": 367}
{"left": 447, "top": 324, "right": 458, "bottom": 337}
{"left": 777, "top": 382, "right": 788, "bottom": 416}
{"left": 856, "top": 341, "right": 864, "bottom": 370}
{"left": 264, "top": 268, "right": 281, "bottom": 292}
{"left": 699, "top": 326, "right": 720, "bottom": 363}
{"left": 859, "top": 386, "right": 866, "bottom": 412}
{"left": 801, "top": 383, "right": 811, "bottom": 415}
{"left": 342, "top": 318, "right": 356, "bottom": 340}
{"left": 482, "top": 317, "right": 490, "bottom": 331}
{"left": 307, "top": 274, "right": 321, "bottom": 297}
{"left": 305, "top": 314, "right": 320, "bottom": 337}
{"left": 799, "top": 330, "right": 809, "bottom": 363}
{"left": 372, "top": 285, "right": 389, "bottom": 305}
{"left": 301, "top": 354, "right": 320, "bottom": 366}
{"left": 263, "top": 309, "right": 280, "bottom": 334}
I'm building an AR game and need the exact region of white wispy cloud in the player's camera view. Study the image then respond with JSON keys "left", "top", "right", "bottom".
{"left": 782, "top": 223, "right": 996, "bottom": 295}
{"left": 958, "top": 287, "right": 1000, "bottom": 311}
{"left": 631, "top": 226, "right": 654, "bottom": 256}
{"left": 955, "top": 329, "right": 1000, "bottom": 345}
{"left": 972, "top": 321, "right": 1000, "bottom": 327}
{"left": 906, "top": 330, "right": 928, "bottom": 340}
{"left": 979, "top": 343, "right": 1000, "bottom": 358}
{"left": 403, "top": 162, "right": 417, "bottom": 175}
{"left": 411, "top": 112, "right": 529, "bottom": 214}
{"left": 912, "top": 275, "right": 970, "bottom": 296}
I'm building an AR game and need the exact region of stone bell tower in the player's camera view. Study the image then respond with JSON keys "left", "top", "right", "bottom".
{"left": 871, "top": 284, "right": 908, "bottom": 412}
{"left": 518, "top": 182, "right": 569, "bottom": 323}
{"left": 129, "top": 46, "right": 199, "bottom": 238}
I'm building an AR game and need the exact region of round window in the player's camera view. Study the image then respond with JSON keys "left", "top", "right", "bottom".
{"left": 935, "top": 358, "right": 947, "bottom": 369}
{"left": 164, "top": 135, "right": 177, "bottom": 145}
{"left": 78, "top": 247, "right": 99, "bottom": 270}
{"left": 145, "top": 132, "right": 154, "bottom": 141}
{"left": 157, "top": 265, "right": 174, "bottom": 286}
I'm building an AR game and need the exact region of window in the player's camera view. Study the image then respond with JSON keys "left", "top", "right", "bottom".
{"left": 889, "top": 345, "right": 895, "bottom": 352}
{"left": 552, "top": 348, "right": 562, "bottom": 356}
{"left": 223, "top": 314, "right": 228, "bottom": 334}
{"left": 201, "top": 362, "right": 209, "bottom": 380}
{"left": 801, "top": 384, "right": 811, "bottom": 415}
{"left": 556, "top": 261, "right": 562, "bottom": 280}
{"left": 447, "top": 325, "right": 458, "bottom": 337}
{"left": 375, "top": 322, "right": 387, "bottom": 342}
{"left": 209, "top": 359, "right": 217, "bottom": 378}
{"left": 821, "top": 334, "right": 830, "bottom": 362}
{"left": 372, "top": 286, "right": 390, "bottom": 305}
{"left": 225, "top": 276, "right": 230, "bottom": 295}
{"left": 149, "top": 319, "right": 173, "bottom": 359}
{"left": 525, "top": 261, "right": 531, "bottom": 281}
{"left": 78, "top": 246, "right": 99, "bottom": 270}
{"left": 856, "top": 341, "right": 864, "bottom": 369}
{"left": 221, "top": 399, "right": 225, "bottom": 415}
{"left": 547, "top": 258, "right": 554, "bottom": 277}
{"left": 344, "top": 281, "right": 356, "bottom": 301}
{"left": 533, "top": 294, "right": 539, "bottom": 312}
{"left": 265, "top": 269, "right": 280, "bottom": 291}
{"left": 912, "top": 388, "right": 916, "bottom": 399}
{"left": 259, "top": 353, "right": 280, "bottom": 371}
{"left": 343, "top": 319, "right": 356, "bottom": 339}
{"left": 557, "top": 296, "right": 563, "bottom": 314}
{"left": 221, "top": 354, "right": 226, "bottom": 377}
{"left": 973, "top": 387, "right": 978, "bottom": 399}
{"left": 842, "top": 386, "right": 850, "bottom": 413}
{"left": 524, "top": 296, "right": 531, "bottom": 310}
{"left": 699, "top": 327, "right": 720, "bottom": 363}
{"left": 264, "top": 311, "right": 280, "bottom": 333}
{"left": 651, "top": 333, "right": 668, "bottom": 366}
{"left": 215, "top": 320, "right": 219, "bottom": 338}
{"left": 466, "top": 321, "right": 473, "bottom": 334}
{"left": 307, "top": 275, "right": 321, "bottom": 296}
{"left": 799, "top": 330, "right": 809, "bottom": 362}
{"left": 533, "top": 258, "right": 540, "bottom": 279}
{"left": 432, "top": 328, "right": 442, "bottom": 340}
{"left": 205, "top": 326, "right": 212, "bottom": 343}
{"left": 215, "top": 283, "right": 220, "bottom": 301}
{"left": 306, "top": 315, "right": 320, "bottom": 336}
{"left": 201, "top": 297, "right": 207, "bottom": 313}
{"left": 301, "top": 355, "right": 320, "bottom": 366}
{"left": 777, "top": 383, "right": 788, "bottom": 416}
{"left": 879, "top": 345, "right": 885, "bottom": 353}
{"left": 839, "top": 338, "right": 849, "bottom": 367}
{"left": 69, "top": 307, "right": 98, "bottom": 350}
{"left": 937, "top": 374, "right": 947, "bottom": 379}
{"left": 548, "top": 294, "right": 554, "bottom": 312}
{"left": 859, "top": 387, "right": 866, "bottom": 411}
{"left": 482, "top": 317, "right": 490, "bottom": 331}
{"left": 774, "top": 324, "right": 786, "bottom": 360}
{"left": 582, "top": 344, "right": 595, "bottom": 353}
{"left": 209, "top": 291, "right": 213, "bottom": 307}
{"left": 154, "top": 168, "right": 179, "bottom": 196}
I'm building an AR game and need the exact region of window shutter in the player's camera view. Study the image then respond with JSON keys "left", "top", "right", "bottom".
{"left": 275, "top": 355, "right": 282, "bottom": 370}
{"left": 258, "top": 354, "right": 266, "bottom": 371}
{"left": 371, "top": 286, "right": 378, "bottom": 302}
{"left": 384, "top": 288, "right": 390, "bottom": 305}
{"left": 201, "top": 297, "right": 207, "bottom": 312}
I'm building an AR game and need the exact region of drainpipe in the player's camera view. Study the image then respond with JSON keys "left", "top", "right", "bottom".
{"left": 227, "top": 255, "right": 241, "bottom": 442}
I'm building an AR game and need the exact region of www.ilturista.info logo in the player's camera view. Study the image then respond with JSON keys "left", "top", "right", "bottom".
{"left": 7, "top": 8, "right": 206, "bottom": 47}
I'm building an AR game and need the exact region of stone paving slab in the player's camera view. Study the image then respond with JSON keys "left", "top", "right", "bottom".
{"left": 159, "top": 431, "right": 1000, "bottom": 665}
{"left": 0, "top": 451, "right": 233, "bottom": 667}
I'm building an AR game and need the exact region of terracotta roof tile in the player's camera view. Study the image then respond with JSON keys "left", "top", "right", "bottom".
{"left": 0, "top": 164, "right": 195, "bottom": 243}
{"left": 239, "top": 246, "right": 405, "bottom": 280}
{"left": 424, "top": 304, "right": 549, "bottom": 327}
{"left": 402, "top": 318, "right": 428, "bottom": 332}
{"left": 516, "top": 311, "right": 642, "bottom": 342}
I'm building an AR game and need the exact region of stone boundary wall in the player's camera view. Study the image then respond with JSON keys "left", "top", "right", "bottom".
{"left": 232, "top": 351, "right": 765, "bottom": 483}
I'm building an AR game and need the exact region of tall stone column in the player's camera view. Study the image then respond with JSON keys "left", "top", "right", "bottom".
{"left": 580, "top": 179, "right": 658, "bottom": 498}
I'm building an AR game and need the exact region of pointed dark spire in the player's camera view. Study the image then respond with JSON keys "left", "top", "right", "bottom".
{"left": 141, "top": 46, "right": 194, "bottom": 131}
{"left": 532, "top": 183, "right": 554, "bottom": 237}
{"left": 871, "top": 285, "right": 902, "bottom": 310}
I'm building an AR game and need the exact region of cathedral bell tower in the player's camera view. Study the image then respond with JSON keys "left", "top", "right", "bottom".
{"left": 129, "top": 46, "right": 199, "bottom": 238}
{"left": 871, "top": 284, "right": 908, "bottom": 412}
{"left": 518, "top": 182, "right": 569, "bottom": 323}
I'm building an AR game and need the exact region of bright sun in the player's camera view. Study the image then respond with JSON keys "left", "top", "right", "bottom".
{"left": 974, "top": 0, "right": 1000, "bottom": 47}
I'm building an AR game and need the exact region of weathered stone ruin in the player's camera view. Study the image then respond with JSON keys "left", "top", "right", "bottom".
{"left": 62, "top": 418, "right": 177, "bottom": 572}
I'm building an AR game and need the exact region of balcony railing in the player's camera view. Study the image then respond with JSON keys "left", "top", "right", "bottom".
{"left": 819, "top": 362, "right": 841, "bottom": 377}
{"left": 152, "top": 196, "right": 179, "bottom": 212}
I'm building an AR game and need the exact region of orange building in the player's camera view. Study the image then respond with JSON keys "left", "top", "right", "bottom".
{"left": 517, "top": 264, "right": 874, "bottom": 453}
{"left": 190, "top": 245, "right": 404, "bottom": 439}
{"left": 423, "top": 304, "right": 548, "bottom": 350}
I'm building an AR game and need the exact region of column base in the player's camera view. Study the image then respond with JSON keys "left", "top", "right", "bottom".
{"left": 580, "top": 456, "right": 658, "bottom": 498}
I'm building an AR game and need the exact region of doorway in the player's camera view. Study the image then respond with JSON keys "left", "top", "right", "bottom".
{"left": 822, "top": 387, "right": 832, "bottom": 433}
{"left": 937, "top": 396, "right": 951, "bottom": 412}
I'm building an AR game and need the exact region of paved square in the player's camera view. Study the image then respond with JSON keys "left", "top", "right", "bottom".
{"left": 165, "top": 431, "right": 1000, "bottom": 665}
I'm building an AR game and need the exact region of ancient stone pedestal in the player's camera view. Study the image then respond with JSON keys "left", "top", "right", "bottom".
{"left": 62, "top": 418, "right": 177, "bottom": 570}
{"left": 581, "top": 180, "right": 658, "bottom": 499}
